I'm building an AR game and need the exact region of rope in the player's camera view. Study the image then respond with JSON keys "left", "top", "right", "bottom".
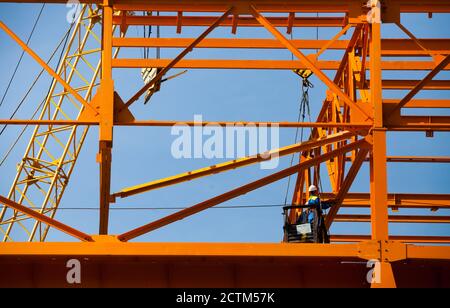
{"left": 0, "top": 4, "right": 46, "bottom": 109}
{"left": 156, "top": 11, "right": 160, "bottom": 59}
{"left": 0, "top": 23, "right": 74, "bottom": 167}
{"left": 142, "top": 11, "right": 160, "bottom": 60}
{"left": 283, "top": 77, "right": 314, "bottom": 206}
{"left": 283, "top": 12, "right": 324, "bottom": 206}
{"left": 143, "top": 11, "right": 151, "bottom": 59}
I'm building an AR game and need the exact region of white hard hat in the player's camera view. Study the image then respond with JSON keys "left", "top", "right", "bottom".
{"left": 308, "top": 185, "right": 318, "bottom": 192}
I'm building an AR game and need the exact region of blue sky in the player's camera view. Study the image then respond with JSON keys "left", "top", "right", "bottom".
{"left": 0, "top": 4, "right": 449, "bottom": 242}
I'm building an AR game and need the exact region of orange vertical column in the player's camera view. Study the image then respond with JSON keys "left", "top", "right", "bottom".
{"left": 368, "top": 1, "right": 396, "bottom": 288}
{"left": 99, "top": 0, "right": 114, "bottom": 235}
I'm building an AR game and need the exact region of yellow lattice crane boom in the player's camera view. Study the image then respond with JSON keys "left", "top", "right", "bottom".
{"left": 0, "top": 5, "right": 103, "bottom": 242}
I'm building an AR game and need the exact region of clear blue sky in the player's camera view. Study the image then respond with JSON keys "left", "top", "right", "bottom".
{"left": 0, "top": 4, "right": 449, "bottom": 242}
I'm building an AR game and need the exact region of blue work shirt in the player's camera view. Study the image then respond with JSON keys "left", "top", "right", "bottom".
{"left": 306, "top": 195, "right": 332, "bottom": 223}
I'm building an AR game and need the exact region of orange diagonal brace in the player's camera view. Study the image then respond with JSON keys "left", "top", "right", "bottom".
{"left": 316, "top": 23, "right": 353, "bottom": 59}
{"left": 388, "top": 54, "right": 450, "bottom": 117}
{"left": 124, "top": 6, "right": 234, "bottom": 108}
{"left": 325, "top": 147, "right": 370, "bottom": 229}
{"left": 0, "top": 195, "right": 93, "bottom": 242}
{"left": 0, "top": 20, "right": 99, "bottom": 116}
{"left": 112, "top": 131, "right": 355, "bottom": 199}
{"left": 395, "top": 22, "right": 436, "bottom": 59}
{"left": 117, "top": 139, "right": 367, "bottom": 242}
{"left": 249, "top": 6, "right": 373, "bottom": 121}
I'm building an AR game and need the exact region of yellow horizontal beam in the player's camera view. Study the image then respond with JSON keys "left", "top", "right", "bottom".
{"left": 113, "top": 131, "right": 355, "bottom": 199}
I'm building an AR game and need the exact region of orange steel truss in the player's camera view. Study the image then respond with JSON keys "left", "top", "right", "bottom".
{"left": 0, "top": 0, "right": 450, "bottom": 288}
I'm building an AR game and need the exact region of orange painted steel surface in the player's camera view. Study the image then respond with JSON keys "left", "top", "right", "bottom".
{"left": 0, "top": 0, "right": 449, "bottom": 288}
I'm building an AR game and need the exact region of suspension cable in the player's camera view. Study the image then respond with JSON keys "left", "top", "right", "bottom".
{"left": 283, "top": 77, "right": 314, "bottom": 206}
{"left": 0, "top": 4, "right": 46, "bottom": 109}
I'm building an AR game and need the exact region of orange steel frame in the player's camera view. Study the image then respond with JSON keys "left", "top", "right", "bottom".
{"left": 0, "top": 0, "right": 450, "bottom": 288}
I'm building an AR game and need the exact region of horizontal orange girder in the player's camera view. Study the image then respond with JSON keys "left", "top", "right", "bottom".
{"left": 384, "top": 156, "right": 450, "bottom": 163}
{"left": 385, "top": 116, "right": 450, "bottom": 131}
{"left": 0, "top": 119, "right": 372, "bottom": 129}
{"left": 334, "top": 215, "right": 450, "bottom": 224}
{"left": 332, "top": 235, "right": 450, "bottom": 244}
{"left": 112, "top": 38, "right": 450, "bottom": 57}
{"left": 344, "top": 156, "right": 450, "bottom": 163}
{"left": 0, "top": 240, "right": 449, "bottom": 261}
{"left": 113, "top": 15, "right": 345, "bottom": 28}
{"left": 3, "top": 0, "right": 450, "bottom": 13}
{"left": 320, "top": 193, "right": 450, "bottom": 209}
{"left": 0, "top": 241, "right": 362, "bottom": 258}
{"left": 112, "top": 59, "right": 450, "bottom": 71}
{"left": 380, "top": 81, "right": 450, "bottom": 90}
{"left": 384, "top": 99, "right": 450, "bottom": 108}
{"left": 2, "top": 118, "right": 449, "bottom": 131}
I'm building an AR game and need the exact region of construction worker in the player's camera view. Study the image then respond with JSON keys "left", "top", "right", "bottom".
{"left": 297, "top": 185, "right": 335, "bottom": 243}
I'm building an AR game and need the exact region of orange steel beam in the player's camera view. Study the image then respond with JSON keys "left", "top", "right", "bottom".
{"left": 0, "top": 196, "right": 93, "bottom": 242}
{"left": 0, "top": 119, "right": 372, "bottom": 128}
{"left": 388, "top": 55, "right": 450, "bottom": 117}
{"left": 0, "top": 241, "right": 365, "bottom": 258}
{"left": 334, "top": 215, "right": 450, "bottom": 224}
{"left": 380, "top": 39, "right": 450, "bottom": 56}
{"left": 112, "top": 15, "right": 345, "bottom": 28}
{"left": 113, "top": 0, "right": 450, "bottom": 14}
{"left": 113, "top": 38, "right": 350, "bottom": 49}
{"left": 395, "top": 22, "right": 437, "bottom": 60}
{"left": 319, "top": 193, "right": 450, "bottom": 209}
{"left": 124, "top": 7, "right": 234, "bottom": 108}
{"left": 332, "top": 235, "right": 450, "bottom": 244}
{"left": 118, "top": 140, "right": 366, "bottom": 241}
{"left": 369, "top": 15, "right": 390, "bottom": 268}
{"left": 3, "top": 0, "right": 450, "bottom": 13}
{"left": 1, "top": 241, "right": 449, "bottom": 261}
{"left": 386, "top": 99, "right": 450, "bottom": 108}
{"left": 343, "top": 156, "right": 450, "bottom": 163}
{"left": 380, "top": 81, "right": 450, "bottom": 90}
{"left": 385, "top": 116, "right": 450, "bottom": 131}
{"left": 325, "top": 148, "right": 370, "bottom": 229}
{"left": 2, "top": 117, "right": 441, "bottom": 132}
{"left": 112, "top": 131, "right": 355, "bottom": 199}
{"left": 112, "top": 58, "right": 450, "bottom": 71}
{"left": 98, "top": 1, "right": 114, "bottom": 236}
{"left": 112, "top": 38, "right": 450, "bottom": 56}
{"left": 99, "top": 141, "right": 112, "bottom": 235}
{"left": 0, "top": 20, "right": 99, "bottom": 116}
{"left": 316, "top": 24, "right": 353, "bottom": 59}
{"left": 406, "top": 245, "right": 450, "bottom": 260}
{"left": 384, "top": 156, "right": 450, "bottom": 163}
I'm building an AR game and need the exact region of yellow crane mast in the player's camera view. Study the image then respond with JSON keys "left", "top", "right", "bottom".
{"left": 0, "top": 5, "right": 103, "bottom": 242}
